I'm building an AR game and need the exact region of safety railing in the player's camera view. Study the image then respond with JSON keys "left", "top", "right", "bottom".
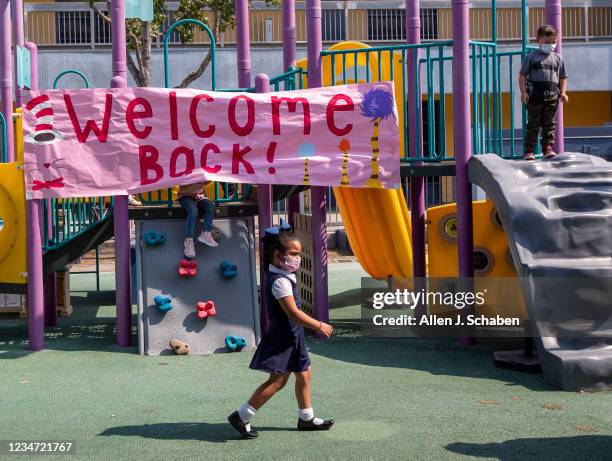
{"left": 470, "top": 41, "right": 499, "bottom": 159}
{"left": 136, "top": 184, "right": 254, "bottom": 207}
{"left": 496, "top": 46, "right": 541, "bottom": 159}
{"left": 320, "top": 41, "right": 454, "bottom": 162}
{"left": 319, "top": 39, "right": 541, "bottom": 162}
{"left": 42, "top": 196, "right": 112, "bottom": 250}
{"left": 470, "top": 42, "right": 541, "bottom": 160}
{"left": 214, "top": 67, "right": 306, "bottom": 93}
{"left": 269, "top": 67, "right": 307, "bottom": 91}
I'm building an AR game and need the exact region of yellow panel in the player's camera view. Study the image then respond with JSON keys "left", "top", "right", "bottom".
{"left": 321, "top": 41, "right": 391, "bottom": 86}
{"left": 14, "top": 109, "right": 24, "bottom": 162}
{"left": 564, "top": 91, "right": 612, "bottom": 128}
{"left": 0, "top": 162, "right": 27, "bottom": 284}
{"left": 427, "top": 200, "right": 528, "bottom": 319}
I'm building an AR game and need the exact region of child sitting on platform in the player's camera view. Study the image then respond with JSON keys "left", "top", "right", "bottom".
{"left": 178, "top": 182, "right": 217, "bottom": 258}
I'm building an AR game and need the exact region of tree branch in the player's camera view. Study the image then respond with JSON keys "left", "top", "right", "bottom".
{"left": 128, "top": 30, "right": 145, "bottom": 77}
{"left": 176, "top": 51, "right": 212, "bottom": 88}
{"left": 88, "top": 0, "right": 112, "bottom": 25}
{"left": 176, "top": 13, "right": 221, "bottom": 89}
{"left": 126, "top": 53, "right": 144, "bottom": 87}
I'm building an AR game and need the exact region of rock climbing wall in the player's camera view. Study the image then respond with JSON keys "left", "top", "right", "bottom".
{"left": 135, "top": 218, "right": 260, "bottom": 355}
{"left": 469, "top": 153, "right": 612, "bottom": 391}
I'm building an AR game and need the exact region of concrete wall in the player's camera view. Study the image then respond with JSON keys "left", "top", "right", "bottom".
{"left": 39, "top": 46, "right": 307, "bottom": 90}
{"left": 36, "top": 43, "right": 612, "bottom": 92}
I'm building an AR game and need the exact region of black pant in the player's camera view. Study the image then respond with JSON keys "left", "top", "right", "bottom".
{"left": 524, "top": 99, "right": 559, "bottom": 153}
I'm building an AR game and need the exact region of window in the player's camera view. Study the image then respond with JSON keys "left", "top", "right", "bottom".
{"left": 368, "top": 9, "right": 405, "bottom": 41}
{"left": 55, "top": 11, "right": 111, "bottom": 45}
{"left": 367, "top": 9, "right": 438, "bottom": 41}
{"left": 322, "top": 9, "right": 345, "bottom": 41}
{"left": 421, "top": 9, "right": 438, "bottom": 41}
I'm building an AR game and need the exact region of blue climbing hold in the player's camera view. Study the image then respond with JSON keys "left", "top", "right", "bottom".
{"left": 219, "top": 260, "right": 238, "bottom": 279}
{"left": 225, "top": 335, "right": 247, "bottom": 352}
{"left": 145, "top": 230, "right": 167, "bottom": 246}
{"left": 154, "top": 294, "right": 172, "bottom": 312}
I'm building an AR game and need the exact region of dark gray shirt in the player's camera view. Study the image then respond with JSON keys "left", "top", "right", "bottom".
{"left": 520, "top": 50, "right": 568, "bottom": 82}
{"left": 520, "top": 51, "right": 568, "bottom": 102}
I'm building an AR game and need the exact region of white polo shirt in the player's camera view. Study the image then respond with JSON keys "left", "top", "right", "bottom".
{"left": 269, "top": 264, "right": 297, "bottom": 300}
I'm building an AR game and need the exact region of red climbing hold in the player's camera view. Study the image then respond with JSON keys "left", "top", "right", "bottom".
{"left": 196, "top": 301, "right": 216, "bottom": 319}
{"left": 178, "top": 258, "right": 198, "bottom": 277}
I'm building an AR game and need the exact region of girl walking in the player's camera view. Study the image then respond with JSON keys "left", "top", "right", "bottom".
{"left": 228, "top": 225, "right": 334, "bottom": 438}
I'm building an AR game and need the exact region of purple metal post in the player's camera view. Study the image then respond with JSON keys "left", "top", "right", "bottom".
{"left": 452, "top": 0, "right": 475, "bottom": 346}
{"left": 26, "top": 41, "right": 53, "bottom": 243}
{"left": 26, "top": 199, "right": 45, "bottom": 350}
{"left": 0, "top": 0, "right": 14, "bottom": 160}
{"left": 26, "top": 41, "right": 57, "bottom": 328}
{"left": 23, "top": 41, "right": 46, "bottom": 346}
{"left": 111, "top": 0, "right": 131, "bottom": 347}
{"left": 284, "top": 0, "right": 300, "bottom": 229}
{"left": 114, "top": 193, "right": 132, "bottom": 347}
{"left": 545, "top": 0, "right": 564, "bottom": 154}
{"left": 256, "top": 73, "right": 272, "bottom": 336}
{"left": 306, "top": 0, "right": 329, "bottom": 332}
{"left": 306, "top": 0, "right": 322, "bottom": 88}
{"left": 406, "top": 0, "right": 427, "bottom": 283}
{"left": 235, "top": 0, "right": 252, "bottom": 88}
{"left": 282, "top": 0, "right": 297, "bottom": 69}
{"left": 44, "top": 273, "right": 58, "bottom": 327}
{"left": 111, "top": 2, "right": 127, "bottom": 83}
{"left": 12, "top": 0, "right": 24, "bottom": 107}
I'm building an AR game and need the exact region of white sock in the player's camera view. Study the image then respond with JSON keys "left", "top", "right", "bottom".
{"left": 299, "top": 407, "right": 324, "bottom": 425}
{"left": 238, "top": 403, "right": 256, "bottom": 431}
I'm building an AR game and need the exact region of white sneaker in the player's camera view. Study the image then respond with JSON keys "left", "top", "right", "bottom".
{"left": 128, "top": 195, "right": 142, "bottom": 206}
{"left": 197, "top": 231, "right": 218, "bottom": 247}
{"left": 184, "top": 238, "right": 196, "bottom": 258}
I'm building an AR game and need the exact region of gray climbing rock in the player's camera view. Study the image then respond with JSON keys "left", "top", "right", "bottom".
{"left": 469, "top": 153, "right": 612, "bottom": 391}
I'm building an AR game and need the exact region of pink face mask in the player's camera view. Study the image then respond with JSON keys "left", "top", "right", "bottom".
{"left": 279, "top": 255, "right": 301, "bottom": 273}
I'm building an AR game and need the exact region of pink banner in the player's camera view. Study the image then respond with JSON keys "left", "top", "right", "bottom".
{"left": 22, "top": 82, "right": 400, "bottom": 199}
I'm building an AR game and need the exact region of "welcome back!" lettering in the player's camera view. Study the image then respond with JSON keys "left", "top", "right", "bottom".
{"left": 23, "top": 83, "right": 400, "bottom": 199}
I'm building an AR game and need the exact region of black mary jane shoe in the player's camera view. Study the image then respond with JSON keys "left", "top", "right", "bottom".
{"left": 227, "top": 411, "right": 259, "bottom": 439}
{"left": 297, "top": 418, "right": 335, "bottom": 431}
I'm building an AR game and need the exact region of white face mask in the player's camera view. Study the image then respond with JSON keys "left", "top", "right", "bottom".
{"left": 540, "top": 43, "right": 556, "bottom": 53}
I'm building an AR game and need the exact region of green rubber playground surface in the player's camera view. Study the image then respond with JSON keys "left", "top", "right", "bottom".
{"left": 1, "top": 263, "right": 611, "bottom": 461}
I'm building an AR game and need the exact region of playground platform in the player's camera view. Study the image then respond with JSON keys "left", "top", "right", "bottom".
{"left": 0, "top": 263, "right": 610, "bottom": 461}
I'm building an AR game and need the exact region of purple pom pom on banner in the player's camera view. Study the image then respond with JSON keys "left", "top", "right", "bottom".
{"left": 360, "top": 87, "right": 395, "bottom": 122}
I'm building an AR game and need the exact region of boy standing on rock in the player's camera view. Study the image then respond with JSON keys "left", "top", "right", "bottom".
{"left": 519, "top": 24, "right": 569, "bottom": 160}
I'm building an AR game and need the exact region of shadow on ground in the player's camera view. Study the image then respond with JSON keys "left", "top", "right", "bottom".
{"left": 1, "top": 285, "right": 550, "bottom": 392}
{"left": 98, "top": 422, "right": 292, "bottom": 443}
{"left": 307, "top": 334, "right": 554, "bottom": 391}
{"left": 0, "top": 290, "right": 137, "bottom": 359}
{"left": 446, "top": 435, "right": 612, "bottom": 460}
{"left": 328, "top": 288, "right": 362, "bottom": 309}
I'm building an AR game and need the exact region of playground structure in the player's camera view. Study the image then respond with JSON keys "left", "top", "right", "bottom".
{"left": 1, "top": 0, "right": 611, "bottom": 391}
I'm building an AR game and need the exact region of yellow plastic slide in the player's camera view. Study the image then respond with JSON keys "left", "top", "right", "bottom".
{"left": 297, "top": 41, "right": 414, "bottom": 280}
{"left": 334, "top": 187, "right": 413, "bottom": 279}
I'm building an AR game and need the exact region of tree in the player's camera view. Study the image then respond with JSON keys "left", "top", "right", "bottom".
{"left": 89, "top": 0, "right": 280, "bottom": 88}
